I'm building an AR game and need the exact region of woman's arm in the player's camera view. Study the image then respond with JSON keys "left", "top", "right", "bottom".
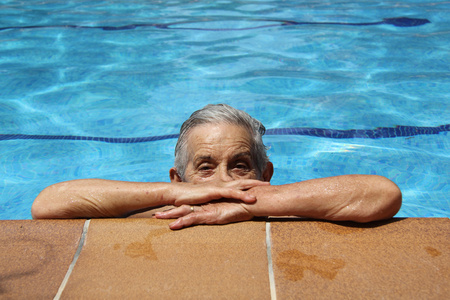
{"left": 156, "top": 175, "right": 402, "bottom": 229}
{"left": 246, "top": 175, "right": 402, "bottom": 222}
{"left": 31, "top": 179, "right": 267, "bottom": 219}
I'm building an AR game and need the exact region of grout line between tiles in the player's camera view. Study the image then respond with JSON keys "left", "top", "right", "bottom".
{"left": 266, "top": 221, "right": 277, "bottom": 300}
{"left": 53, "top": 219, "right": 91, "bottom": 300}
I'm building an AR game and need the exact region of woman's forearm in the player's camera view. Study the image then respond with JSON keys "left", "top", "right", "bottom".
{"left": 31, "top": 178, "right": 264, "bottom": 219}
{"left": 246, "top": 175, "right": 402, "bottom": 222}
{"left": 31, "top": 179, "right": 173, "bottom": 219}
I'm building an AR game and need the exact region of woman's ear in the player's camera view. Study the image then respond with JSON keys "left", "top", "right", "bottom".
{"left": 169, "top": 167, "right": 183, "bottom": 183}
{"left": 262, "top": 162, "right": 274, "bottom": 182}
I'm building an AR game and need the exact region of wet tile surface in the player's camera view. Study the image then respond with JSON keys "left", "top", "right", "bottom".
{"left": 0, "top": 219, "right": 85, "bottom": 299}
{"left": 2, "top": 218, "right": 448, "bottom": 299}
{"left": 61, "top": 219, "right": 270, "bottom": 299}
{"left": 270, "top": 218, "right": 450, "bottom": 299}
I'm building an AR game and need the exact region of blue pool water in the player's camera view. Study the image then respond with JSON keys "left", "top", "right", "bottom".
{"left": 0, "top": 0, "right": 448, "bottom": 220}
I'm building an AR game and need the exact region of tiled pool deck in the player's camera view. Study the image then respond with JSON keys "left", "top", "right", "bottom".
{"left": 1, "top": 218, "right": 448, "bottom": 299}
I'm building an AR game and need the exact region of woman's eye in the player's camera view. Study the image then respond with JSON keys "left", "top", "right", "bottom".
{"left": 199, "top": 165, "right": 212, "bottom": 171}
{"left": 234, "top": 163, "right": 249, "bottom": 171}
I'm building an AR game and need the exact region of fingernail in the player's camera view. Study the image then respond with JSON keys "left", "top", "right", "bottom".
{"left": 246, "top": 194, "right": 257, "bottom": 201}
{"left": 169, "top": 220, "right": 181, "bottom": 230}
{"left": 154, "top": 212, "right": 165, "bottom": 218}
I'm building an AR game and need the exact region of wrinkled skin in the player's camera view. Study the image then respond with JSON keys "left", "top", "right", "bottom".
{"left": 155, "top": 123, "right": 401, "bottom": 229}
{"left": 157, "top": 123, "right": 273, "bottom": 229}
{"left": 32, "top": 123, "right": 401, "bottom": 228}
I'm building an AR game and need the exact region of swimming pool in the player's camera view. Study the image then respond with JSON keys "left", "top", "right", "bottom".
{"left": 0, "top": 0, "right": 448, "bottom": 220}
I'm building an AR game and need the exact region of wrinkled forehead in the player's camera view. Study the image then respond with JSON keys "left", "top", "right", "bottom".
{"left": 185, "top": 123, "right": 254, "bottom": 158}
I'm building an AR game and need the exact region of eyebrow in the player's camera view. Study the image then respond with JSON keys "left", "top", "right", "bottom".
{"left": 232, "top": 152, "right": 252, "bottom": 160}
{"left": 193, "top": 152, "right": 253, "bottom": 165}
{"left": 193, "top": 156, "right": 213, "bottom": 165}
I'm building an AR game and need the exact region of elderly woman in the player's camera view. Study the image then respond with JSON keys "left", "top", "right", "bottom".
{"left": 32, "top": 104, "right": 402, "bottom": 229}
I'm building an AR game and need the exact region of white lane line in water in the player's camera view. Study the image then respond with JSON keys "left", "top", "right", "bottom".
{"left": 54, "top": 219, "right": 91, "bottom": 300}
{"left": 266, "top": 221, "right": 277, "bottom": 300}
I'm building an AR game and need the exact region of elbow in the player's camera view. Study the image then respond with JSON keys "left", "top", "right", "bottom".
{"left": 384, "top": 179, "right": 402, "bottom": 219}
{"left": 31, "top": 187, "right": 55, "bottom": 219}
{"left": 31, "top": 200, "right": 48, "bottom": 219}
{"left": 31, "top": 180, "right": 108, "bottom": 219}
{"left": 359, "top": 177, "right": 402, "bottom": 223}
{"left": 31, "top": 184, "right": 68, "bottom": 219}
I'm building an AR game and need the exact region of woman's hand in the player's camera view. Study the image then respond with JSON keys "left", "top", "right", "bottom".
{"left": 169, "top": 179, "right": 269, "bottom": 206}
{"left": 154, "top": 201, "right": 254, "bottom": 230}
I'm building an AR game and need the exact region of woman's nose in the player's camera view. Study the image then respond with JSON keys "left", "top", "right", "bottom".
{"left": 217, "top": 166, "right": 234, "bottom": 182}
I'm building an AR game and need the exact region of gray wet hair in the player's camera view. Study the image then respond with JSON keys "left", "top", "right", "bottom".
{"left": 174, "top": 104, "right": 269, "bottom": 181}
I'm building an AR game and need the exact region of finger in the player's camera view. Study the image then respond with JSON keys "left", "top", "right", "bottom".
{"left": 168, "top": 213, "right": 207, "bottom": 230}
{"left": 189, "top": 188, "right": 257, "bottom": 204}
{"left": 167, "top": 202, "right": 254, "bottom": 230}
{"left": 155, "top": 205, "right": 192, "bottom": 219}
{"left": 175, "top": 188, "right": 254, "bottom": 205}
{"left": 216, "top": 188, "right": 257, "bottom": 204}
{"left": 224, "top": 179, "right": 270, "bottom": 190}
{"left": 201, "top": 180, "right": 270, "bottom": 203}
{"left": 168, "top": 218, "right": 190, "bottom": 230}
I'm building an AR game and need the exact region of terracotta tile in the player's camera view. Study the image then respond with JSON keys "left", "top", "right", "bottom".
{"left": 0, "top": 220, "right": 85, "bottom": 299}
{"left": 270, "top": 218, "right": 450, "bottom": 299}
{"left": 61, "top": 219, "right": 270, "bottom": 299}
